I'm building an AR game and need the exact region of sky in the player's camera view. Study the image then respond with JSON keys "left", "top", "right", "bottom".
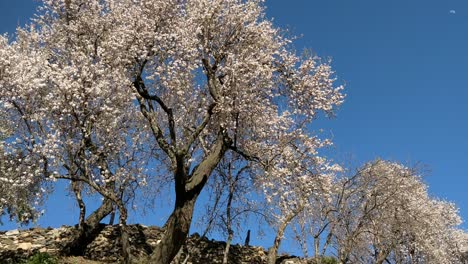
{"left": 0, "top": 0, "right": 467, "bottom": 255}
{"left": 267, "top": 0, "right": 468, "bottom": 222}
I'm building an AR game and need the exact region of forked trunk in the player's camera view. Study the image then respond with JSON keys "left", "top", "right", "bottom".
{"left": 61, "top": 197, "right": 114, "bottom": 256}
{"left": 148, "top": 132, "right": 229, "bottom": 263}
{"left": 375, "top": 249, "right": 390, "bottom": 264}
{"left": 267, "top": 208, "right": 303, "bottom": 264}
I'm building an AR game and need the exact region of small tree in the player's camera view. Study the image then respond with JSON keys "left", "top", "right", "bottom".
{"left": 257, "top": 135, "right": 342, "bottom": 264}
{"left": 328, "top": 160, "right": 467, "bottom": 264}
{"left": 198, "top": 152, "right": 265, "bottom": 264}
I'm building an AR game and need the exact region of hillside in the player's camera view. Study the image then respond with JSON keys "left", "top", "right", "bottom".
{"left": 0, "top": 225, "right": 308, "bottom": 264}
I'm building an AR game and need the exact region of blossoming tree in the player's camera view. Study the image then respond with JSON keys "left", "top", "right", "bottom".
{"left": 0, "top": 0, "right": 344, "bottom": 262}
{"left": 0, "top": 17, "right": 153, "bottom": 259}
{"left": 329, "top": 160, "right": 467, "bottom": 264}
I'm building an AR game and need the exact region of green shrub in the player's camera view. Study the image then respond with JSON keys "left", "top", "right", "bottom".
{"left": 23, "top": 252, "right": 58, "bottom": 264}
{"left": 311, "top": 256, "right": 338, "bottom": 264}
{"left": 321, "top": 256, "right": 338, "bottom": 264}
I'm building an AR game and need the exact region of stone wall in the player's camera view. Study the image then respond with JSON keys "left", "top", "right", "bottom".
{"left": 0, "top": 225, "right": 305, "bottom": 263}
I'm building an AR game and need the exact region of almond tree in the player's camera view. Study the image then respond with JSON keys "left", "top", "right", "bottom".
{"left": 329, "top": 161, "right": 421, "bottom": 263}
{"left": 198, "top": 153, "right": 262, "bottom": 264}
{"left": 329, "top": 160, "right": 467, "bottom": 264}
{"left": 0, "top": 0, "right": 344, "bottom": 263}
{"left": 290, "top": 180, "right": 337, "bottom": 260}
{"left": 258, "top": 137, "right": 342, "bottom": 264}
{"left": 0, "top": 18, "right": 152, "bottom": 261}
{"left": 390, "top": 198, "right": 463, "bottom": 264}
{"left": 450, "top": 229, "right": 468, "bottom": 263}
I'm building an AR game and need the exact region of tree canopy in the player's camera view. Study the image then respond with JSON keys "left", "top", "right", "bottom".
{"left": 0, "top": 1, "right": 466, "bottom": 263}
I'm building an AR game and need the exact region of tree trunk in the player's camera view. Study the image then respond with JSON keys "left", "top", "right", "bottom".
{"left": 375, "top": 247, "right": 390, "bottom": 264}
{"left": 267, "top": 208, "right": 303, "bottom": 264}
{"left": 321, "top": 231, "right": 333, "bottom": 256}
{"left": 149, "top": 197, "right": 197, "bottom": 264}
{"left": 222, "top": 231, "right": 233, "bottom": 264}
{"left": 314, "top": 236, "right": 320, "bottom": 261}
{"left": 118, "top": 205, "right": 132, "bottom": 264}
{"left": 149, "top": 132, "right": 229, "bottom": 264}
{"left": 267, "top": 234, "right": 282, "bottom": 264}
{"left": 376, "top": 258, "right": 386, "bottom": 264}
{"left": 71, "top": 181, "right": 86, "bottom": 229}
{"left": 267, "top": 220, "right": 289, "bottom": 264}
{"left": 61, "top": 197, "right": 114, "bottom": 256}
{"left": 338, "top": 251, "right": 349, "bottom": 264}
{"left": 223, "top": 171, "right": 235, "bottom": 264}
{"left": 108, "top": 204, "right": 116, "bottom": 225}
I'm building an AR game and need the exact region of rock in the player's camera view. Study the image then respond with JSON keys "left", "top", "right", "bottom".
{"left": 17, "top": 242, "right": 33, "bottom": 250}
{"left": 1, "top": 238, "right": 15, "bottom": 246}
{"left": 0, "top": 225, "right": 309, "bottom": 263}
{"left": 49, "top": 229, "right": 62, "bottom": 238}
{"left": 5, "top": 229, "right": 19, "bottom": 236}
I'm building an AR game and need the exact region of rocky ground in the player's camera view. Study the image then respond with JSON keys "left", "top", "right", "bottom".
{"left": 0, "top": 225, "right": 305, "bottom": 263}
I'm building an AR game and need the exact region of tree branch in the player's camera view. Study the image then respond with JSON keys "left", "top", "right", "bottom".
{"left": 134, "top": 92, "right": 175, "bottom": 160}
{"left": 133, "top": 74, "right": 177, "bottom": 146}
{"left": 185, "top": 131, "right": 230, "bottom": 193}
{"left": 182, "top": 103, "right": 216, "bottom": 155}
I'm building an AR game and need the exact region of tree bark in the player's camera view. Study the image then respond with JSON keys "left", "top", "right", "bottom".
{"left": 71, "top": 181, "right": 86, "bottom": 229}
{"left": 222, "top": 231, "right": 233, "bottom": 264}
{"left": 149, "top": 131, "right": 230, "bottom": 264}
{"left": 267, "top": 228, "right": 284, "bottom": 264}
{"left": 375, "top": 246, "right": 390, "bottom": 264}
{"left": 338, "top": 250, "right": 350, "bottom": 264}
{"left": 267, "top": 218, "right": 290, "bottom": 264}
{"left": 314, "top": 236, "right": 320, "bottom": 261}
{"left": 267, "top": 207, "right": 303, "bottom": 264}
{"left": 118, "top": 205, "right": 132, "bottom": 264}
{"left": 61, "top": 197, "right": 114, "bottom": 256}
{"left": 222, "top": 168, "right": 235, "bottom": 264}
{"left": 108, "top": 204, "right": 116, "bottom": 225}
{"left": 149, "top": 196, "right": 197, "bottom": 264}
{"left": 321, "top": 231, "right": 333, "bottom": 256}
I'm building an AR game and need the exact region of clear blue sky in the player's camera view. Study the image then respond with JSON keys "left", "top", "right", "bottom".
{"left": 265, "top": 0, "right": 468, "bottom": 228}
{"left": 1, "top": 0, "right": 467, "bottom": 253}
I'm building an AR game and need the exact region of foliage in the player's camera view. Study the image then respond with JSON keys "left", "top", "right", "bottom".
{"left": 23, "top": 252, "right": 58, "bottom": 264}
{"left": 316, "top": 256, "right": 338, "bottom": 264}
